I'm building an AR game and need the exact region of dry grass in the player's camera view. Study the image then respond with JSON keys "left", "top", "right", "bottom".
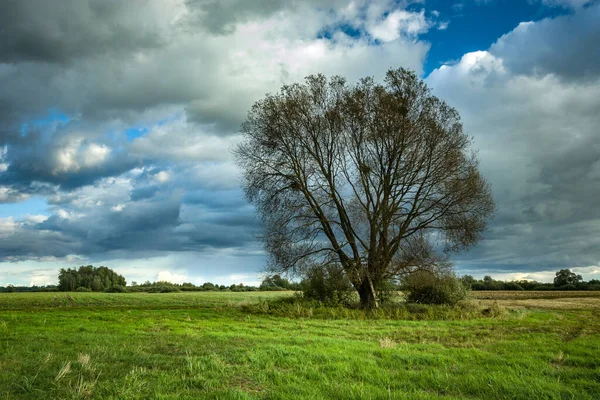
{"left": 379, "top": 337, "right": 397, "bottom": 348}
{"left": 472, "top": 291, "right": 600, "bottom": 310}
{"left": 471, "top": 291, "right": 600, "bottom": 300}
{"left": 55, "top": 362, "right": 71, "bottom": 381}
{"left": 78, "top": 353, "right": 91, "bottom": 369}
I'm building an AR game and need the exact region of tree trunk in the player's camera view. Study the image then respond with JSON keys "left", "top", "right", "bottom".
{"left": 358, "top": 279, "right": 379, "bottom": 309}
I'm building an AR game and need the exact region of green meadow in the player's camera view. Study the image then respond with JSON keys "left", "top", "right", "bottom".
{"left": 1, "top": 291, "right": 599, "bottom": 399}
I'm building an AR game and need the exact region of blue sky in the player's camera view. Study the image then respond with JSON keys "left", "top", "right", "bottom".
{"left": 0, "top": 0, "right": 599, "bottom": 286}
{"left": 419, "top": 0, "right": 574, "bottom": 74}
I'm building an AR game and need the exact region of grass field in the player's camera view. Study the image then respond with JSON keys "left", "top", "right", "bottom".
{"left": 1, "top": 291, "right": 599, "bottom": 399}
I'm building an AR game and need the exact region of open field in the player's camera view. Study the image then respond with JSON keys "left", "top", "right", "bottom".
{"left": 1, "top": 291, "right": 599, "bottom": 399}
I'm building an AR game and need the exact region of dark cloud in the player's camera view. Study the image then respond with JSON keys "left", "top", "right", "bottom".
{"left": 0, "top": 161, "right": 260, "bottom": 261}
{"left": 183, "top": 0, "right": 364, "bottom": 34}
{"left": 0, "top": 121, "right": 139, "bottom": 190}
{"left": 184, "top": 0, "right": 289, "bottom": 34}
{"left": 0, "top": 0, "right": 173, "bottom": 64}
{"left": 0, "top": 224, "right": 80, "bottom": 260}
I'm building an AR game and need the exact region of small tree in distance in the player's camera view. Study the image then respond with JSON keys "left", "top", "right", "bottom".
{"left": 235, "top": 68, "right": 494, "bottom": 308}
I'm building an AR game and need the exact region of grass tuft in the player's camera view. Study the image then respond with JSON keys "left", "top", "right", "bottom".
{"left": 379, "top": 337, "right": 397, "bottom": 348}
{"left": 55, "top": 361, "right": 71, "bottom": 381}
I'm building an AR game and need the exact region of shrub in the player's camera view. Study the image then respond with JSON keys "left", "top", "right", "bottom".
{"left": 301, "top": 264, "right": 354, "bottom": 306}
{"left": 403, "top": 271, "right": 468, "bottom": 305}
{"left": 75, "top": 286, "right": 92, "bottom": 292}
{"left": 105, "top": 285, "right": 127, "bottom": 293}
{"left": 260, "top": 275, "right": 295, "bottom": 291}
{"left": 242, "top": 295, "right": 498, "bottom": 321}
{"left": 504, "top": 281, "right": 524, "bottom": 291}
{"left": 558, "top": 284, "right": 577, "bottom": 290}
{"left": 377, "top": 280, "right": 400, "bottom": 304}
{"left": 159, "top": 286, "right": 181, "bottom": 293}
{"left": 481, "top": 301, "right": 508, "bottom": 318}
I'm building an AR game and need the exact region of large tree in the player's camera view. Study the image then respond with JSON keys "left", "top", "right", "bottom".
{"left": 553, "top": 269, "right": 583, "bottom": 287}
{"left": 235, "top": 68, "right": 494, "bottom": 308}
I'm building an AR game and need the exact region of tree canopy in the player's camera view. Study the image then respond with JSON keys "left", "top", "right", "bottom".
{"left": 554, "top": 269, "right": 583, "bottom": 288}
{"left": 235, "top": 68, "right": 494, "bottom": 308}
{"left": 58, "top": 265, "right": 126, "bottom": 292}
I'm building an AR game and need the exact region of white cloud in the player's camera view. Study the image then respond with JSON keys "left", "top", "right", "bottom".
{"left": 28, "top": 273, "right": 56, "bottom": 287}
{"left": 81, "top": 143, "right": 110, "bottom": 167}
{"left": 213, "top": 273, "right": 262, "bottom": 287}
{"left": 489, "top": 7, "right": 600, "bottom": 80}
{"left": 57, "top": 209, "right": 81, "bottom": 220}
{"left": 111, "top": 204, "right": 125, "bottom": 212}
{"left": 50, "top": 138, "right": 113, "bottom": 174}
{"left": 129, "top": 117, "right": 240, "bottom": 162}
{"left": 154, "top": 171, "right": 170, "bottom": 183}
{"left": 23, "top": 214, "right": 49, "bottom": 224}
{"left": 0, "top": 217, "right": 18, "bottom": 235}
{"left": 93, "top": 250, "right": 265, "bottom": 286}
{"left": 156, "top": 270, "right": 188, "bottom": 284}
{"left": 0, "top": 187, "right": 29, "bottom": 202}
{"left": 367, "top": 10, "right": 430, "bottom": 42}
{"left": 53, "top": 138, "right": 83, "bottom": 174}
{"left": 572, "top": 265, "right": 600, "bottom": 277}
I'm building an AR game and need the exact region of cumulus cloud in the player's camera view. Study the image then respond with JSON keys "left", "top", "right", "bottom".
{"left": 367, "top": 9, "right": 430, "bottom": 41}
{"left": 156, "top": 270, "right": 188, "bottom": 284}
{"left": 428, "top": 5, "right": 600, "bottom": 273}
{"left": 490, "top": 6, "right": 600, "bottom": 80}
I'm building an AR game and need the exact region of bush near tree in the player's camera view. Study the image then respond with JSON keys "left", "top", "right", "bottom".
{"left": 403, "top": 271, "right": 468, "bottom": 306}
{"left": 259, "top": 275, "right": 300, "bottom": 291}
{"left": 300, "top": 264, "right": 355, "bottom": 306}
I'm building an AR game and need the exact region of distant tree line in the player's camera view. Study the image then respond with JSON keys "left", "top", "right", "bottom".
{"left": 461, "top": 269, "right": 600, "bottom": 291}
{"left": 3, "top": 267, "right": 598, "bottom": 293}
{"left": 126, "top": 275, "right": 301, "bottom": 293}
{"left": 126, "top": 281, "right": 262, "bottom": 293}
{"left": 0, "top": 284, "right": 58, "bottom": 293}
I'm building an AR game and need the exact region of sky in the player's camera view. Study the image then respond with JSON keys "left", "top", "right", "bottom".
{"left": 0, "top": 0, "right": 599, "bottom": 287}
